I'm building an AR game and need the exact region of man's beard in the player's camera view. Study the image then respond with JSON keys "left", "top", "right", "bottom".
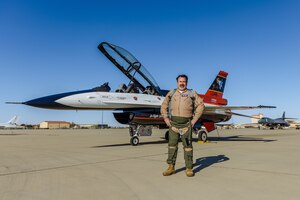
{"left": 178, "top": 85, "right": 186, "bottom": 91}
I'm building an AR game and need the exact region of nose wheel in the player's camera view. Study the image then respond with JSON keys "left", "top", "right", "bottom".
{"left": 130, "top": 136, "right": 139, "bottom": 146}
{"left": 129, "top": 125, "right": 140, "bottom": 146}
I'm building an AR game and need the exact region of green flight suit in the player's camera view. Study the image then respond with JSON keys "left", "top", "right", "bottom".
{"left": 167, "top": 116, "right": 193, "bottom": 169}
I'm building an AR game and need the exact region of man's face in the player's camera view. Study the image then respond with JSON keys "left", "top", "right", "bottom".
{"left": 177, "top": 77, "right": 187, "bottom": 91}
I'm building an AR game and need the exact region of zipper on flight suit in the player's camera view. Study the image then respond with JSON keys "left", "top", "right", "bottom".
{"left": 178, "top": 91, "right": 182, "bottom": 116}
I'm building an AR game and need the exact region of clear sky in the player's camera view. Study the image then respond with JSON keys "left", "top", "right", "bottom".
{"left": 0, "top": 0, "right": 299, "bottom": 125}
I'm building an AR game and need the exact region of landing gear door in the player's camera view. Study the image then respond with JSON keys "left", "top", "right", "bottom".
{"left": 98, "top": 42, "right": 162, "bottom": 95}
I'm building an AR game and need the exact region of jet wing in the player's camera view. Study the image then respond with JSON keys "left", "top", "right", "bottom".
{"left": 225, "top": 112, "right": 261, "bottom": 119}
{"left": 204, "top": 105, "right": 276, "bottom": 116}
{"left": 98, "top": 42, "right": 162, "bottom": 95}
{"left": 205, "top": 105, "right": 275, "bottom": 111}
{"left": 123, "top": 105, "right": 275, "bottom": 116}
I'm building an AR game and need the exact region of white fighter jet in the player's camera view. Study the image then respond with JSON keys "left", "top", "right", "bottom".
{"left": 8, "top": 42, "right": 275, "bottom": 145}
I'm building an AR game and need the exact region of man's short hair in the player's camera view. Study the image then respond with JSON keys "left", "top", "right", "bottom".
{"left": 176, "top": 74, "right": 188, "bottom": 82}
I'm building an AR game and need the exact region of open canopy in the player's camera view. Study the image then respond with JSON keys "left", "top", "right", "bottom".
{"left": 98, "top": 42, "right": 161, "bottom": 95}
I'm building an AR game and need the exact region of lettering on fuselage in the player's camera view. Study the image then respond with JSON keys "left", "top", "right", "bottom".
{"left": 150, "top": 114, "right": 163, "bottom": 118}
{"left": 117, "top": 97, "right": 126, "bottom": 100}
{"left": 144, "top": 99, "right": 160, "bottom": 104}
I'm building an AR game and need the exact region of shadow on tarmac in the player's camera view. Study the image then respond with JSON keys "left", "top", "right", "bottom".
{"left": 203, "top": 135, "right": 276, "bottom": 143}
{"left": 91, "top": 140, "right": 167, "bottom": 148}
{"left": 0, "top": 134, "right": 24, "bottom": 136}
{"left": 92, "top": 135, "right": 275, "bottom": 148}
{"left": 175, "top": 155, "right": 230, "bottom": 174}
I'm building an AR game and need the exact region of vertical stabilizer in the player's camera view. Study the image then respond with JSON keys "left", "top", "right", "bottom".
{"left": 205, "top": 71, "right": 228, "bottom": 99}
{"left": 282, "top": 112, "right": 286, "bottom": 120}
{"left": 7, "top": 116, "right": 19, "bottom": 125}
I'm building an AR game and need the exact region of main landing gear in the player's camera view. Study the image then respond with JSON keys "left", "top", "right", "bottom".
{"left": 196, "top": 129, "right": 208, "bottom": 142}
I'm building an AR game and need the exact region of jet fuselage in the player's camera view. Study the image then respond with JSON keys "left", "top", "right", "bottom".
{"left": 23, "top": 89, "right": 231, "bottom": 128}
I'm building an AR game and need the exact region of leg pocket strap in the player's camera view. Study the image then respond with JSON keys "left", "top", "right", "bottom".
{"left": 184, "top": 147, "right": 193, "bottom": 152}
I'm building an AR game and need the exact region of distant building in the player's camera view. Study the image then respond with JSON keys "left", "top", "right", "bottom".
{"left": 251, "top": 114, "right": 264, "bottom": 123}
{"left": 77, "top": 124, "right": 109, "bottom": 129}
{"left": 98, "top": 124, "right": 109, "bottom": 129}
{"left": 39, "top": 121, "right": 71, "bottom": 129}
{"left": 21, "top": 124, "right": 39, "bottom": 129}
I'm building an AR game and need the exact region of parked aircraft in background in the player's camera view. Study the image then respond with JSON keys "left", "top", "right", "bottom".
{"left": 0, "top": 116, "right": 19, "bottom": 129}
{"left": 286, "top": 119, "right": 300, "bottom": 129}
{"left": 258, "top": 112, "right": 296, "bottom": 129}
{"left": 7, "top": 42, "right": 275, "bottom": 145}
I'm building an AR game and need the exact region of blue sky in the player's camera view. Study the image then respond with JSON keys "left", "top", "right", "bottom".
{"left": 0, "top": 0, "right": 299, "bottom": 125}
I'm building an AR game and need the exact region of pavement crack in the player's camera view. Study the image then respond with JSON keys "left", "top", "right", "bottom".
{"left": 0, "top": 153, "right": 166, "bottom": 177}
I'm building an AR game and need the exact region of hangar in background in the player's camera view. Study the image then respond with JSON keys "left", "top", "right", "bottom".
{"left": 40, "top": 121, "right": 71, "bottom": 129}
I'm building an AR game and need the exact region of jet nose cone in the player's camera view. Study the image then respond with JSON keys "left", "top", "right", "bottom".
{"left": 23, "top": 93, "right": 70, "bottom": 109}
{"left": 19, "top": 89, "right": 91, "bottom": 110}
{"left": 24, "top": 96, "right": 58, "bottom": 109}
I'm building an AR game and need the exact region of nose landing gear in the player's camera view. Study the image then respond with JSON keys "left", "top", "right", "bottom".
{"left": 129, "top": 125, "right": 153, "bottom": 146}
{"left": 130, "top": 136, "right": 139, "bottom": 146}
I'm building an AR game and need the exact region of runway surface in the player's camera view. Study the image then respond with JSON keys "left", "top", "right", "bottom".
{"left": 0, "top": 128, "right": 299, "bottom": 200}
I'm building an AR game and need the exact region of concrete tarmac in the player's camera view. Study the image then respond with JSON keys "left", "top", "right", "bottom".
{"left": 0, "top": 128, "right": 299, "bottom": 200}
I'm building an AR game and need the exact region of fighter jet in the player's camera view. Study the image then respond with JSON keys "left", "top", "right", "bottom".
{"left": 258, "top": 112, "right": 294, "bottom": 129}
{"left": 0, "top": 116, "right": 19, "bottom": 129}
{"left": 8, "top": 42, "right": 275, "bottom": 145}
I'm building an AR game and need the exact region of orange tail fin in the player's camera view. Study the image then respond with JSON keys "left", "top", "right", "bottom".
{"left": 205, "top": 71, "right": 228, "bottom": 99}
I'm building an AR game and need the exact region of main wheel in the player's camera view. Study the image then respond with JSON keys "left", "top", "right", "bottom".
{"left": 198, "top": 131, "right": 207, "bottom": 142}
{"left": 130, "top": 136, "right": 139, "bottom": 146}
{"left": 165, "top": 131, "right": 169, "bottom": 141}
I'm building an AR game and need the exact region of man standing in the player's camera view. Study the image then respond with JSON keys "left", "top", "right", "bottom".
{"left": 161, "top": 74, "right": 204, "bottom": 177}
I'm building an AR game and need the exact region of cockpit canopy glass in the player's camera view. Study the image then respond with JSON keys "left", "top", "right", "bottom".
{"left": 98, "top": 42, "right": 161, "bottom": 95}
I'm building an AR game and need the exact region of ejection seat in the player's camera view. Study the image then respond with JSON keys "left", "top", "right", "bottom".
{"left": 125, "top": 83, "right": 139, "bottom": 93}
{"left": 143, "top": 86, "right": 156, "bottom": 95}
{"left": 115, "top": 83, "right": 127, "bottom": 93}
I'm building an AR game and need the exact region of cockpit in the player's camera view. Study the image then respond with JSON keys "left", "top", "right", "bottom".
{"left": 98, "top": 42, "right": 162, "bottom": 95}
{"left": 115, "top": 83, "right": 139, "bottom": 93}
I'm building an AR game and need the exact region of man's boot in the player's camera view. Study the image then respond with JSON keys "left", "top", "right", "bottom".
{"left": 186, "top": 168, "right": 194, "bottom": 177}
{"left": 162, "top": 164, "right": 175, "bottom": 176}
